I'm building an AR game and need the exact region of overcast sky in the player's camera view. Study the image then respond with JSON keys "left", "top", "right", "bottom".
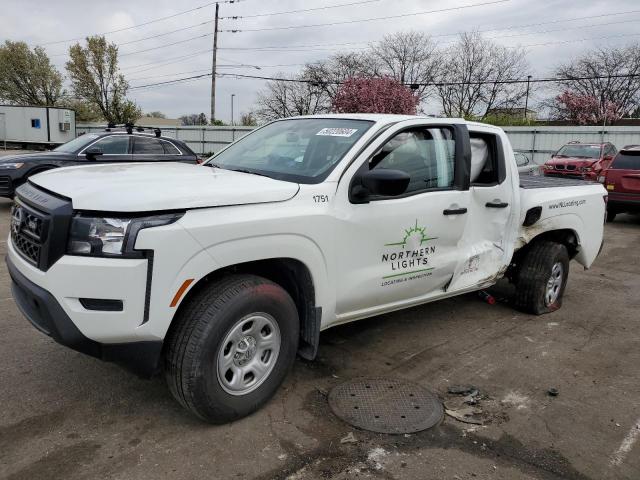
{"left": 2, "top": 0, "right": 639, "bottom": 121}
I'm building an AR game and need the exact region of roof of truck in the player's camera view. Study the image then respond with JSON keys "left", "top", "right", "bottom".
{"left": 291, "top": 113, "right": 466, "bottom": 125}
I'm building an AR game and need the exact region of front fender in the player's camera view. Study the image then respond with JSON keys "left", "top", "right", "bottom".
{"left": 137, "top": 230, "right": 332, "bottom": 341}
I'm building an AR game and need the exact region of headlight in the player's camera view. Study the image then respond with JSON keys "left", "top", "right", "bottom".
{"left": 67, "top": 213, "right": 183, "bottom": 257}
{"left": 0, "top": 163, "right": 24, "bottom": 169}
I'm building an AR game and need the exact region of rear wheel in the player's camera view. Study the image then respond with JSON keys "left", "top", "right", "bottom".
{"left": 164, "top": 274, "right": 299, "bottom": 423}
{"left": 606, "top": 208, "right": 617, "bottom": 222}
{"left": 514, "top": 241, "right": 569, "bottom": 315}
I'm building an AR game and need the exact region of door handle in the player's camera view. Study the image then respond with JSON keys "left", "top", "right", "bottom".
{"left": 485, "top": 201, "right": 509, "bottom": 208}
{"left": 443, "top": 207, "right": 467, "bottom": 215}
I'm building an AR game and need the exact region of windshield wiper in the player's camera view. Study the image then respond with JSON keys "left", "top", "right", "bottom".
{"left": 203, "top": 162, "right": 222, "bottom": 168}
{"left": 228, "top": 168, "right": 272, "bottom": 178}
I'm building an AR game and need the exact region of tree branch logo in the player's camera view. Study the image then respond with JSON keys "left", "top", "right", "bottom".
{"left": 381, "top": 220, "right": 437, "bottom": 285}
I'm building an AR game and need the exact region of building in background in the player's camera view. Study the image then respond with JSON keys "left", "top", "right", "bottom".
{"left": 0, "top": 105, "right": 76, "bottom": 148}
{"left": 135, "top": 116, "right": 181, "bottom": 127}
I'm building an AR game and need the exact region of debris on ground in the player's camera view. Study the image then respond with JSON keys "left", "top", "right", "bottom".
{"left": 340, "top": 432, "right": 358, "bottom": 444}
{"left": 446, "top": 386, "right": 485, "bottom": 424}
{"left": 445, "top": 406, "right": 484, "bottom": 425}
{"left": 547, "top": 387, "right": 559, "bottom": 397}
{"left": 478, "top": 290, "right": 496, "bottom": 305}
{"left": 367, "top": 447, "right": 389, "bottom": 470}
{"left": 448, "top": 385, "right": 478, "bottom": 395}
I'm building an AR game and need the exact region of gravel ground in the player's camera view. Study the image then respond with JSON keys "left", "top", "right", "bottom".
{"left": 0, "top": 197, "right": 638, "bottom": 480}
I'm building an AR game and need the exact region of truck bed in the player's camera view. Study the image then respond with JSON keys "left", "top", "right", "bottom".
{"left": 520, "top": 176, "right": 597, "bottom": 189}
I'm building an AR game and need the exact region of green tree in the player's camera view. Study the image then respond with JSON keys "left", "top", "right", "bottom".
{"left": 0, "top": 40, "right": 63, "bottom": 105}
{"left": 66, "top": 35, "right": 141, "bottom": 123}
{"left": 61, "top": 98, "right": 103, "bottom": 122}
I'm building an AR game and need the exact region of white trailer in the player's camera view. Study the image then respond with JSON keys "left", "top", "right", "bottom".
{"left": 0, "top": 105, "right": 76, "bottom": 148}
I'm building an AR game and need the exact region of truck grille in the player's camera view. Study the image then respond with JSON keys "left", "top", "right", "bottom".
{"left": 11, "top": 204, "right": 47, "bottom": 266}
{"left": 0, "top": 176, "right": 12, "bottom": 195}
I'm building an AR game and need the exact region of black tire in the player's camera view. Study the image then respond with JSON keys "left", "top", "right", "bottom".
{"left": 606, "top": 209, "right": 617, "bottom": 222}
{"left": 514, "top": 241, "right": 569, "bottom": 315}
{"left": 164, "top": 274, "right": 299, "bottom": 423}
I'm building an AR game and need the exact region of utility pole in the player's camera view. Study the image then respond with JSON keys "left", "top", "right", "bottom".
{"left": 231, "top": 93, "right": 235, "bottom": 126}
{"left": 523, "top": 75, "right": 532, "bottom": 122}
{"left": 210, "top": 2, "right": 219, "bottom": 124}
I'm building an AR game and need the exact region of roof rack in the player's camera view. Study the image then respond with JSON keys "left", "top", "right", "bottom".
{"left": 103, "top": 123, "right": 162, "bottom": 137}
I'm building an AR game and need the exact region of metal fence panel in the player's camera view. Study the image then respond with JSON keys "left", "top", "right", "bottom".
{"left": 503, "top": 126, "right": 640, "bottom": 165}
{"left": 76, "top": 123, "right": 640, "bottom": 163}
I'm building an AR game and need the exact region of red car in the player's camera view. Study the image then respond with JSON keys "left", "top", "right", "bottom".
{"left": 543, "top": 141, "right": 617, "bottom": 181}
{"left": 602, "top": 145, "right": 640, "bottom": 222}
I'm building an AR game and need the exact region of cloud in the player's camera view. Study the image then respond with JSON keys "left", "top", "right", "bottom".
{"left": 3, "top": 0, "right": 640, "bottom": 120}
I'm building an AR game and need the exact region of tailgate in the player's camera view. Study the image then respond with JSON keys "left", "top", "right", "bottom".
{"left": 606, "top": 151, "right": 640, "bottom": 194}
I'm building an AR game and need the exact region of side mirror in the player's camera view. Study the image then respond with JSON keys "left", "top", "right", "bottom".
{"left": 85, "top": 147, "right": 103, "bottom": 160}
{"left": 352, "top": 169, "right": 410, "bottom": 201}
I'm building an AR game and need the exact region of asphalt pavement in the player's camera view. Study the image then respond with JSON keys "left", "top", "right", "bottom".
{"left": 1, "top": 197, "right": 639, "bottom": 480}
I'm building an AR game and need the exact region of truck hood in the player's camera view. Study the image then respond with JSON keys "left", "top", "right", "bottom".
{"left": 546, "top": 157, "right": 596, "bottom": 167}
{"left": 29, "top": 162, "right": 300, "bottom": 212}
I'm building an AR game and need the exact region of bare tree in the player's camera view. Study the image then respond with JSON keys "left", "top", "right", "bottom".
{"left": 179, "top": 113, "right": 208, "bottom": 125}
{"left": 553, "top": 45, "right": 640, "bottom": 119}
{"left": 436, "top": 32, "right": 529, "bottom": 119}
{"left": 303, "top": 52, "right": 377, "bottom": 99}
{"left": 370, "top": 31, "right": 442, "bottom": 102}
{"left": 254, "top": 74, "right": 331, "bottom": 122}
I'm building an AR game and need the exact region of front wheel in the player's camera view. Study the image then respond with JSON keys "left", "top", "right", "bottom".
{"left": 514, "top": 241, "right": 569, "bottom": 315}
{"left": 164, "top": 274, "right": 299, "bottom": 423}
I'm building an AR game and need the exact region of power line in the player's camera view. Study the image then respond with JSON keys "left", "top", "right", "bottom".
{"left": 221, "top": 0, "right": 510, "bottom": 32}
{"left": 121, "top": 49, "right": 213, "bottom": 73}
{"left": 218, "top": 41, "right": 370, "bottom": 51}
{"left": 118, "top": 21, "right": 211, "bottom": 46}
{"left": 221, "top": 0, "right": 382, "bottom": 19}
{"left": 205, "top": 9, "right": 640, "bottom": 52}
{"left": 38, "top": 1, "right": 227, "bottom": 46}
{"left": 119, "top": 33, "right": 212, "bottom": 57}
{"left": 128, "top": 71, "right": 640, "bottom": 91}
{"left": 430, "top": 8, "right": 640, "bottom": 38}
{"left": 513, "top": 31, "right": 640, "bottom": 49}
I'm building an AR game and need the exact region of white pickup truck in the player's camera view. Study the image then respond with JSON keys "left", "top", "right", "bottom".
{"left": 7, "top": 114, "right": 606, "bottom": 423}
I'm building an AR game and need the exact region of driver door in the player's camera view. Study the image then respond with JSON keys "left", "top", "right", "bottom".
{"left": 332, "top": 121, "right": 471, "bottom": 320}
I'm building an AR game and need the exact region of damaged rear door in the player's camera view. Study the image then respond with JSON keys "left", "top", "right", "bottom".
{"left": 448, "top": 125, "right": 517, "bottom": 291}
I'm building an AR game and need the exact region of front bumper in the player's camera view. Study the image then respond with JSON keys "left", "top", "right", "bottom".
{"left": 7, "top": 254, "right": 162, "bottom": 377}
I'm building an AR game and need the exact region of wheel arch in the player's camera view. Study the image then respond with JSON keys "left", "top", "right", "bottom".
{"left": 509, "top": 227, "right": 580, "bottom": 281}
{"left": 170, "top": 257, "right": 321, "bottom": 360}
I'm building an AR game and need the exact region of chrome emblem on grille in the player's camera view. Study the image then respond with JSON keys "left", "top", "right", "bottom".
{"left": 11, "top": 206, "right": 23, "bottom": 235}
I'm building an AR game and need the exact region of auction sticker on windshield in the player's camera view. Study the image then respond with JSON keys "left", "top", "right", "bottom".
{"left": 316, "top": 128, "right": 358, "bottom": 137}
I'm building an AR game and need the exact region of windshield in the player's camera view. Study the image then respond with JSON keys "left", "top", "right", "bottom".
{"left": 555, "top": 144, "right": 601, "bottom": 159}
{"left": 53, "top": 134, "right": 100, "bottom": 153}
{"left": 207, "top": 118, "right": 374, "bottom": 183}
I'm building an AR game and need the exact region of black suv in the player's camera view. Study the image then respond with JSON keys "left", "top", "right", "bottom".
{"left": 0, "top": 127, "right": 200, "bottom": 198}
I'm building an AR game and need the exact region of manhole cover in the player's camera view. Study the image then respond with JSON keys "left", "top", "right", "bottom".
{"left": 328, "top": 378, "right": 443, "bottom": 434}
